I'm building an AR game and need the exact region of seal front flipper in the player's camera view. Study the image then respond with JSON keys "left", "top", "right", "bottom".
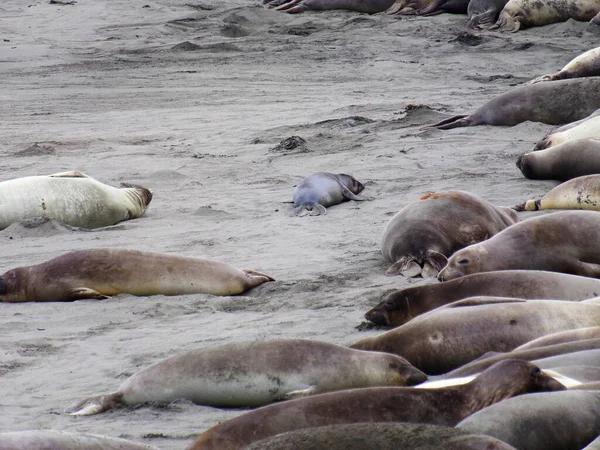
{"left": 65, "top": 392, "right": 124, "bottom": 416}
{"left": 432, "top": 115, "right": 471, "bottom": 130}
{"left": 386, "top": 257, "right": 422, "bottom": 277}
{"left": 282, "top": 385, "right": 317, "bottom": 400}
{"left": 421, "top": 251, "right": 448, "bottom": 278}
{"left": 67, "top": 288, "right": 110, "bottom": 301}
{"left": 341, "top": 187, "right": 365, "bottom": 201}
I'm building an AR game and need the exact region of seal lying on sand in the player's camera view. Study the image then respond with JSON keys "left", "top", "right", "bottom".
{"left": 351, "top": 297, "right": 600, "bottom": 374}
{"left": 264, "top": 0, "right": 394, "bottom": 13}
{"left": 515, "top": 327, "right": 600, "bottom": 351}
{"left": 432, "top": 77, "right": 600, "bottom": 129}
{"left": 438, "top": 211, "right": 600, "bottom": 281}
{"left": 514, "top": 174, "right": 600, "bottom": 212}
{"left": 385, "top": 0, "right": 469, "bottom": 16}
{"left": 0, "top": 171, "right": 152, "bottom": 229}
{"left": 490, "top": 0, "right": 600, "bottom": 31}
{"left": 66, "top": 339, "right": 426, "bottom": 415}
{"left": 381, "top": 191, "right": 517, "bottom": 278}
{"left": 457, "top": 391, "right": 600, "bottom": 450}
{"left": 0, "top": 431, "right": 158, "bottom": 450}
{"left": 0, "top": 248, "right": 274, "bottom": 302}
{"left": 365, "top": 271, "right": 600, "bottom": 326}
{"left": 530, "top": 46, "right": 600, "bottom": 83}
{"left": 292, "top": 172, "right": 365, "bottom": 216}
{"left": 242, "top": 423, "right": 518, "bottom": 450}
{"left": 186, "top": 360, "right": 564, "bottom": 450}
{"left": 517, "top": 139, "right": 600, "bottom": 181}
{"left": 467, "top": 0, "right": 510, "bottom": 28}
{"left": 534, "top": 114, "right": 600, "bottom": 150}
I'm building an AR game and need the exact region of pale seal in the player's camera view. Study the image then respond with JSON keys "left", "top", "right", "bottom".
{"left": 0, "top": 431, "right": 158, "bottom": 450}
{"left": 292, "top": 172, "right": 365, "bottom": 216}
{"left": 438, "top": 211, "right": 600, "bottom": 281}
{"left": 535, "top": 114, "right": 600, "bottom": 149}
{"left": 530, "top": 46, "right": 600, "bottom": 83}
{"left": 187, "top": 360, "right": 564, "bottom": 450}
{"left": 365, "top": 271, "right": 600, "bottom": 326}
{"left": 517, "top": 139, "right": 600, "bottom": 181}
{"left": 457, "top": 391, "right": 600, "bottom": 450}
{"left": 264, "top": 0, "right": 395, "bottom": 14}
{"left": 515, "top": 327, "right": 600, "bottom": 350}
{"left": 514, "top": 174, "right": 600, "bottom": 212}
{"left": 467, "top": 0, "right": 510, "bottom": 28}
{"left": 433, "top": 77, "right": 600, "bottom": 129}
{"left": 0, "top": 171, "right": 152, "bottom": 229}
{"left": 0, "top": 248, "right": 275, "bottom": 302}
{"left": 66, "top": 339, "right": 426, "bottom": 415}
{"left": 351, "top": 297, "right": 600, "bottom": 374}
{"left": 381, "top": 191, "right": 517, "bottom": 278}
{"left": 242, "top": 423, "right": 518, "bottom": 450}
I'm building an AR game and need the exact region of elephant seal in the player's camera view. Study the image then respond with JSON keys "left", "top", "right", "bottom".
{"left": 242, "top": 423, "right": 518, "bottom": 450}
{"left": 0, "top": 171, "right": 152, "bottom": 229}
{"left": 432, "top": 77, "right": 600, "bottom": 129}
{"left": 517, "top": 139, "right": 600, "bottom": 181}
{"left": 0, "top": 431, "right": 158, "bottom": 450}
{"left": 514, "top": 174, "right": 600, "bottom": 212}
{"left": 515, "top": 327, "right": 600, "bottom": 351}
{"left": 467, "top": 0, "right": 510, "bottom": 28}
{"left": 187, "top": 360, "right": 564, "bottom": 450}
{"left": 489, "top": 0, "right": 600, "bottom": 31}
{"left": 535, "top": 114, "right": 600, "bottom": 149}
{"left": 438, "top": 211, "right": 600, "bottom": 281}
{"left": 381, "top": 191, "right": 517, "bottom": 278}
{"left": 66, "top": 339, "right": 426, "bottom": 415}
{"left": 351, "top": 297, "right": 600, "bottom": 374}
{"left": 530, "top": 46, "right": 600, "bottom": 83}
{"left": 365, "top": 271, "right": 600, "bottom": 326}
{"left": 457, "top": 391, "right": 600, "bottom": 450}
{"left": 0, "top": 248, "right": 274, "bottom": 302}
{"left": 292, "top": 172, "right": 365, "bottom": 216}
{"left": 264, "top": 0, "right": 395, "bottom": 13}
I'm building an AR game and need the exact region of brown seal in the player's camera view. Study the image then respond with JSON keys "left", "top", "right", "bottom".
{"left": 365, "top": 271, "right": 600, "bottom": 326}
{"left": 438, "top": 211, "right": 600, "bottom": 281}
{"left": 515, "top": 327, "right": 600, "bottom": 351}
{"left": 381, "top": 191, "right": 517, "bottom": 278}
{"left": 186, "top": 360, "right": 564, "bottom": 450}
{"left": 0, "top": 248, "right": 274, "bottom": 302}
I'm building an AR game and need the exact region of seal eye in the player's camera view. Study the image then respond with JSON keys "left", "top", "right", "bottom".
{"left": 458, "top": 258, "right": 470, "bottom": 266}
{"left": 530, "top": 367, "right": 541, "bottom": 376}
{"left": 385, "top": 300, "right": 396, "bottom": 309}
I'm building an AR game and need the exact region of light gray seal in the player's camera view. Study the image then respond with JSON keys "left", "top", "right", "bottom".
{"left": 433, "top": 77, "right": 600, "bottom": 129}
{"left": 438, "top": 211, "right": 600, "bottom": 281}
{"left": 0, "top": 431, "right": 158, "bottom": 450}
{"left": 292, "top": 172, "right": 365, "bottom": 216}
{"left": 530, "top": 47, "right": 600, "bottom": 83}
{"left": 264, "top": 0, "right": 395, "bottom": 14}
{"left": 66, "top": 339, "right": 426, "bottom": 415}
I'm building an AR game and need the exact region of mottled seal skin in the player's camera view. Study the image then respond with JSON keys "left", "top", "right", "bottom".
{"left": 381, "top": 191, "right": 517, "bottom": 278}
{"left": 517, "top": 139, "right": 600, "bottom": 181}
{"left": 0, "top": 171, "right": 152, "bottom": 230}
{"left": 65, "top": 339, "right": 426, "bottom": 415}
{"left": 490, "top": 0, "right": 600, "bottom": 31}
{"left": 0, "top": 431, "right": 158, "bottom": 450}
{"left": 467, "top": 0, "right": 510, "bottom": 28}
{"left": 365, "top": 271, "right": 600, "bottom": 326}
{"left": 531, "top": 46, "right": 600, "bottom": 83}
{"left": 438, "top": 211, "right": 600, "bottom": 281}
{"left": 292, "top": 172, "right": 365, "bottom": 216}
{"left": 242, "top": 423, "right": 518, "bottom": 450}
{"left": 515, "top": 327, "right": 600, "bottom": 351}
{"left": 265, "top": 0, "right": 395, "bottom": 14}
{"left": 351, "top": 297, "right": 600, "bottom": 375}
{"left": 186, "top": 360, "right": 564, "bottom": 450}
{"left": 433, "top": 77, "right": 600, "bottom": 129}
{"left": 514, "top": 174, "right": 600, "bottom": 212}
{"left": 457, "top": 391, "right": 600, "bottom": 450}
{"left": 0, "top": 248, "right": 275, "bottom": 303}
{"left": 386, "top": 0, "right": 469, "bottom": 16}
{"left": 535, "top": 115, "right": 600, "bottom": 150}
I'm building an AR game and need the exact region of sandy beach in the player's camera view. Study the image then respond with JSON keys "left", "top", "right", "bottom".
{"left": 0, "top": 1, "right": 599, "bottom": 448}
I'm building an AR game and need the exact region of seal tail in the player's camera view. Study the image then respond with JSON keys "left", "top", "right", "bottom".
{"left": 431, "top": 114, "right": 470, "bottom": 130}
{"left": 65, "top": 392, "right": 123, "bottom": 416}
{"left": 121, "top": 183, "right": 153, "bottom": 206}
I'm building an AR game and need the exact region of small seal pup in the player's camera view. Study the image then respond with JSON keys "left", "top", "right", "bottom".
{"left": 517, "top": 139, "right": 600, "bottom": 181}
{"left": 438, "top": 211, "right": 600, "bottom": 281}
{"left": 0, "top": 430, "right": 158, "bottom": 450}
{"left": 467, "top": 0, "right": 510, "bottom": 28}
{"left": 242, "top": 423, "right": 518, "bottom": 450}
{"left": 530, "top": 46, "right": 600, "bottom": 83}
{"left": 514, "top": 174, "right": 600, "bottom": 212}
{"left": 186, "top": 360, "right": 564, "bottom": 450}
{"left": 381, "top": 191, "right": 517, "bottom": 278}
{"left": 457, "top": 391, "right": 600, "bottom": 450}
{"left": 432, "top": 77, "right": 600, "bottom": 129}
{"left": 365, "top": 271, "right": 600, "bottom": 326}
{"left": 66, "top": 339, "right": 426, "bottom": 415}
{"left": 351, "top": 297, "right": 600, "bottom": 374}
{"left": 490, "top": 0, "right": 600, "bottom": 31}
{"left": 0, "top": 248, "right": 275, "bottom": 302}
{"left": 0, "top": 171, "right": 152, "bottom": 229}
{"left": 264, "top": 0, "right": 395, "bottom": 13}
{"left": 535, "top": 114, "right": 600, "bottom": 149}
{"left": 292, "top": 172, "right": 365, "bottom": 216}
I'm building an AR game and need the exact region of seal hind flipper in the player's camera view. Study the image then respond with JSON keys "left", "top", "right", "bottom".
{"left": 386, "top": 258, "right": 422, "bottom": 277}
{"left": 422, "top": 251, "right": 447, "bottom": 278}
{"left": 292, "top": 203, "right": 327, "bottom": 216}
{"left": 49, "top": 171, "right": 88, "bottom": 178}
{"left": 467, "top": 11, "right": 497, "bottom": 29}
{"left": 65, "top": 392, "right": 124, "bottom": 416}
{"left": 242, "top": 269, "right": 276, "bottom": 283}
{"left": 282, "top": 385, "right": 318, "bottom": 400}
{"left": 385, "top": 0, "right": 410, "bottom": 14}
{"left": 67, "top": 288, "right": 110, "bottom": 301}
{"left": 340, "top": 187, "right": 364, "bottom": 201}
{"left": 432, "top": 115, "right": 471, "bottom": 130}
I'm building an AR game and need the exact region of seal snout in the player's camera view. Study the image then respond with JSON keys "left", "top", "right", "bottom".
{"left": 406, "top": 369, "right": 428, "bottom": 386}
